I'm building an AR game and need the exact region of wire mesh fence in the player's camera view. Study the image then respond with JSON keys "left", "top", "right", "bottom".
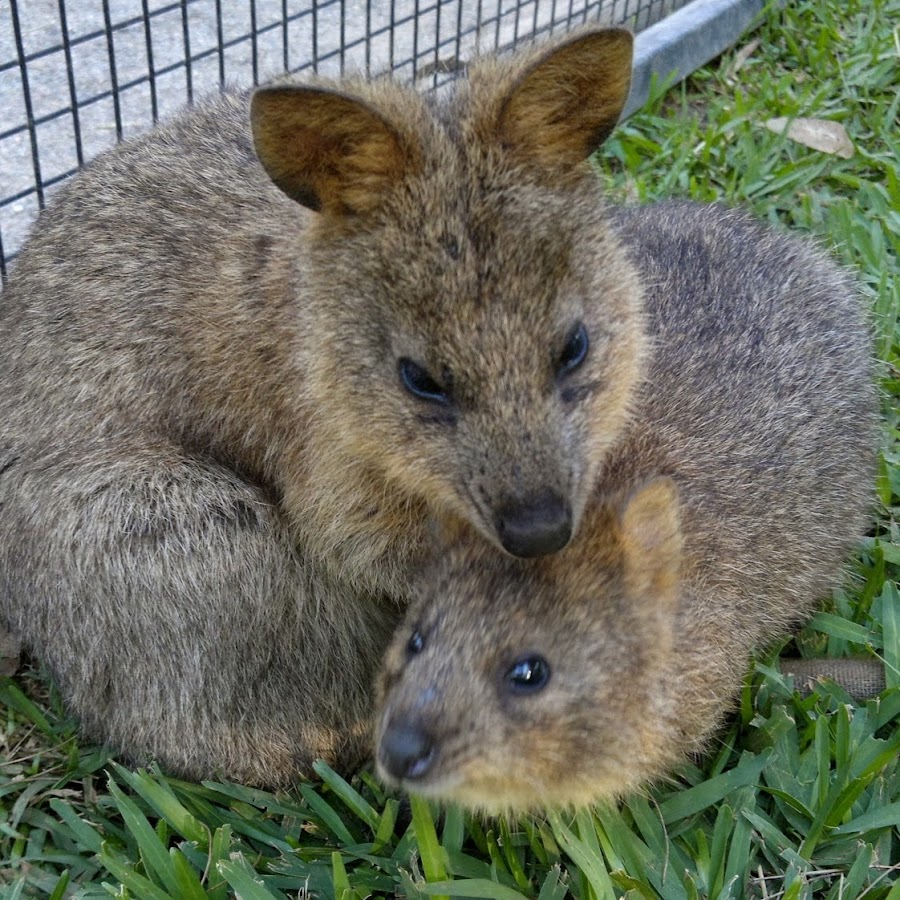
{"left": 1, "top": 0, "right": 692, "bottom": 280}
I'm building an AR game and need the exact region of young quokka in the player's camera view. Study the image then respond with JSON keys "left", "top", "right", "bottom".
{"left": 0, "top": 29, "right": 648, "bottom": 784}
{"left": 376, "top": 200, "right": 877, "bottom": 813}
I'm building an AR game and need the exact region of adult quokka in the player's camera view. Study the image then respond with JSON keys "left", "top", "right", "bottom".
{"left": 0, "top": 29, "right": 647, "bottom": 783}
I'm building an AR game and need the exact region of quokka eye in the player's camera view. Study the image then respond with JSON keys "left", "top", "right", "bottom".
{"left": 557, "top": 322, "right": 589, "bottom": 376}
{"left": 398, "top": 358, "right": 451, "bottom": 405}
{"left": 504, "top": 655, "right": 551, "bottom": 694}
{"left": 407, "top": 630, "right": 425, "bottom": 656}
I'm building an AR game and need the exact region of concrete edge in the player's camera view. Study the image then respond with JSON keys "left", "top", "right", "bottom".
{"left": 623, "top": 0, "right": 770, "bottom": 118}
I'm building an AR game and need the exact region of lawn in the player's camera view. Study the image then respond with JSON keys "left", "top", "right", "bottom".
{"left": 1, "top": 0, "right": 898, "bottom": 896}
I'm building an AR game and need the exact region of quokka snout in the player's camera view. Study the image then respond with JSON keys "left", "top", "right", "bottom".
{"left": 0, "top": 29, "right": 651, "bottom": 782}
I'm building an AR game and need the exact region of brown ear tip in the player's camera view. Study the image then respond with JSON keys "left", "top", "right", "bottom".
{"left": 543, "top": 28, "right": 633, "bottom": 89}
{"left": 250, "top": 83, "right": 327, "bottom": 116}
{"left": 571, "top": 26, "right": 633, "bottom": 45}
{"left": 588, "top": 27, "right": 634, "bottom": 59}
{"left": 589, "top": 25, "right": 634, "bottom": 39}
{"left": 251, "top": 83, "right": 290, "bottom": 104}
{"left": 249, "top": 85, "right": 289, "bottom": 128}
{"left": 639, "top": 473, "right": 678, "bottom": 493}
{"left": 249, "top": 88, "right": 265, "bottom": 119}
{"left": 626, "top": 476, "right": 680, "bottom": 518}
{"left": 653, "top": 475, "right": 679, "bottom": 500}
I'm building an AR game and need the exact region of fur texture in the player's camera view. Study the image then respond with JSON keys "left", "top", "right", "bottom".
{"left": 0, "top": 30, "right": 647, "bottom": 783}
{"left": 376, "top": 201, "right": 877, "bottom": 812}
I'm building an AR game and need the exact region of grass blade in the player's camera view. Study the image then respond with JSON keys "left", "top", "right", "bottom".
{"left": 98, "top": 844, "right": 175, "bottom": 900}
{"left": 107, "top": 777, "right": 181, "bottom": 897}
{"left": 111, "top": 765, "right": 207, "bottom": 846}
{"left": 217, "top": 856, "right": 284, "bottom": 899}
{"left": 410, "top": 794, "right": 449, "bottom": 893}
{"left": 547, "top": 811, "right": 616, "bottom": 900}
{"left": 313, "top": 760, "right": 380, "bottom": 832}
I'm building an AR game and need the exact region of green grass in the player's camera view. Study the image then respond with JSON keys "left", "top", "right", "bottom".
{"left": 2, "top": 0, "right": 899, "bottom": 896}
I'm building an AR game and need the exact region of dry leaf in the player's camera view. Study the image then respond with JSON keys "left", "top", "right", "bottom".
{"left": 727, "top": 39, "right": 761, "bottom": 79}
{"left": 764, "top": 116, "right": 855, "bottom": 158}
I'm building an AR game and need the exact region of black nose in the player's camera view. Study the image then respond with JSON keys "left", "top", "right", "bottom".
{"left": 379, "top": 720, "right": 436, "bottom": 781}
{"left": 496, "top": 493, "right": 572, "bottom": 557}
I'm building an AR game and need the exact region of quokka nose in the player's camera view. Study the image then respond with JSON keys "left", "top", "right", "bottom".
{"left": 378, "top": 720, "right": 436, "bottom": 781}
{"left": 496, "top": 492, "right": 573, "bottom": 557}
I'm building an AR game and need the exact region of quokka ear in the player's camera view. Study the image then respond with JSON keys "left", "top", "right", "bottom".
{"left": 617, "top": 477, "right": 682, "bottom": 602}
{"left": 497, "top": 28, "right": 633, "bottom": 175}
{"left": 251, "top": 86, "right": 417, "bottom": 216}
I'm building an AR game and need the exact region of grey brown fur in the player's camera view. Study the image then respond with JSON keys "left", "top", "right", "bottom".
{"left": 0, "top": 27, "right": 875, "bottom": 792}
{"left": 0, "top": 30, "right": 645, "bottom": 784}
{"left": 376, "top": 201, "right": 877, "bottom": 812}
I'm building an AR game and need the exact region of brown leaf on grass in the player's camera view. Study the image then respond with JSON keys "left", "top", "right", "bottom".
{"left": 726, "top": 39, "right": 761, "bottom": 79}
{"left": 764, "top": 116, "right": 855, "bottom": 158}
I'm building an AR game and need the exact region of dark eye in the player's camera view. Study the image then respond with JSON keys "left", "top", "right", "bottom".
{"left": 504, "top": 655, "right": 551, "bottom": 694}
{"left": 398, "top": 358, "right": 451, "bottom": 405}
{"left": 407, "top": 630, "right": 425, "bottom": 656}
{"left": 557, "top": 322, "right": 589, "bottom": 376}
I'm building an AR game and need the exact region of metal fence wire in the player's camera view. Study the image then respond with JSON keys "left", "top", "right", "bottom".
{"left": 0, "top": 0, "right": 693, "bottom": 280}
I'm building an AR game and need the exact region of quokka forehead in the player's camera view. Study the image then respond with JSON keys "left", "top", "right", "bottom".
{"left": 376, "top": 272, "right": 588, "bottom": 364}
{"left": 376, "top": 205, "right": 579, "bottom": 278}
{"left": 420, "top": 561, "right": 565, "bottom": 619}
{"left": 382, "top": 145, "right": 595, "bottom": 243}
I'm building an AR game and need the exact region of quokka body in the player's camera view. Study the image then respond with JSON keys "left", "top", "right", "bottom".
{"left": 0, "top": 29, "right": 646, "bottom": 783}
